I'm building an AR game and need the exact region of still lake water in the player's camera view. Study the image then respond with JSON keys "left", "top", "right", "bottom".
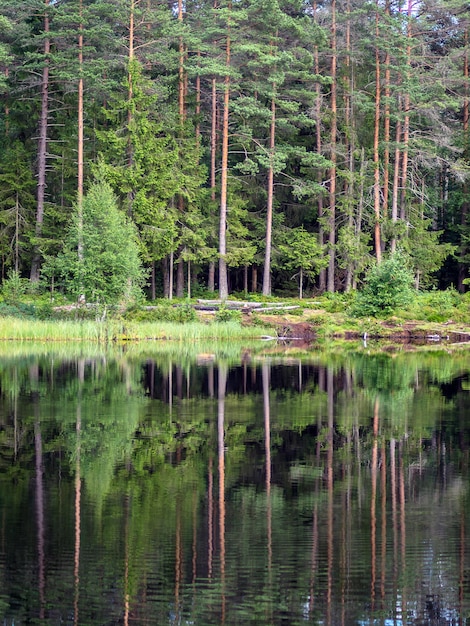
{"left": 1, "top": 342, "right": 470, "bottom": 625}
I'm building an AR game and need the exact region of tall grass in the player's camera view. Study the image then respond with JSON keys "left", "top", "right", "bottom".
{"left": 0, "top": 316, "right": 272, "bottom": 343}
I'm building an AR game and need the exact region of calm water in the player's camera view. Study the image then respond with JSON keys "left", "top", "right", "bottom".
{"left": 1, "top": 344, "right": 470, "bottom": 625}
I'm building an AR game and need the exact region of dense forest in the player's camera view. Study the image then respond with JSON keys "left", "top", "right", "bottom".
{"left": 0, "top": 0, "right": 468, "bottom": 299}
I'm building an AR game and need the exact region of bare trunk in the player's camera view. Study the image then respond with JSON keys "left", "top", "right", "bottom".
{"left": 30, "top": 1, "right": 50, "bottom": 283}
{"left": 151, "top": 261, "right": 156, "bottom": 300}
{"left": 218, "top": 7, "right": 231, "bottom": 299}
{"left": 327, "top": 0, "right": 337, "bottom": 293}
{"left": 459, "top": 29, "right": 469, "bottom": 291}
{"left": 126, "top": 0, "right": 135, "bottom": 216}
{"left": 399, "top": 0, "right": 413, "bottom": 222}
{"left": 383, "top": 0, "right": 391, "bottom": 225}
{"left": 262, "top": 90, "right": 276, "bottom": 296}
{"left": 176, "top": 254, "right": 184, "bottom": 298}
{"left": 251, "top": 265, "right": 257, "bottom": 292}
{"left": 169, "top": 250, "right": 174, "bottom": 299}
{"left": 373, "top": 1, "right": 382, "bottom": 263}
{"left": 77, "top": 0, "right": 84, "bottom": 264}
{"left": 390, "top": 111, "right": 402, "bottom": 253}
{"left": 314, "top": 1, "right": 326, "bottom": 292}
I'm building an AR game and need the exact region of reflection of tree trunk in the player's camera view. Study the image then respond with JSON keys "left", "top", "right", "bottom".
{"left": 208, "top": 456, "right": 213, "bottom": 579}
{"left": 218, "top": 365, "right": 227, "bottom": 622}
{"left": 74, "top": 360, "right": 84, "bottom": 626}
{"left": 174, "top": 497, "right": 182, "bottom": 624}
{"left": 326, "top": 368, "right": 334, "bottom": 626}
{"left": 399, "top": 443, "right": 406, "bottom": 618}
{"left": 460, "top": 508, "right": 465, "bottom": 613}
{"left": 370, "top": 398, "right": 379, "bottom": 610}
{"left": 390, "top": 438, "right": 398, "bottom": 614}
{"left": 381, "top": 441, "right": 386, "bottom": 607}
{"left": 124, "top": 493, "right": 130, "bottom": 626}
{"left": 34, "top": 401, "right": 45, "bottom": 620}
{"left": 262, "top": 364, "right": 272, "bottom": 619}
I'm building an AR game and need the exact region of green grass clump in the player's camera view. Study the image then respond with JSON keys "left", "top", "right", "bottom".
{"left": 0, "top": 316, "right": 271, "bottom": 343}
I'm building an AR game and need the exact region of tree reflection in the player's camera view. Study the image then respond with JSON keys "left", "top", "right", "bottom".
{"left": 1, "top": 350, "right": 470, "bottom": 624}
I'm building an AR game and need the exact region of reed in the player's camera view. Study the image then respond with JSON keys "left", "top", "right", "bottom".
{"left": 0, "top": 317, "right": 272, "bottom": 343}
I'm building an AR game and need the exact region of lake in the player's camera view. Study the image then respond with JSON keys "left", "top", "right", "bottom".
{"left": 0, "top": 342, "right": 469, "bottom": 625}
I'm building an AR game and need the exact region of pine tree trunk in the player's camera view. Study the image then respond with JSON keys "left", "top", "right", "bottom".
{"left": 126, "top": 0, "right": 135, "bottom": 216}
{"left": 314, "top": 0, "right": 326, "bottom": 292}
{"left": 399, "top": 0, "right": 413, "bottom": 222}
{"left": 218, "top": 4, "right": 231, "bottom": 299}
{"left": 390, "top": 106, "right": 401, "bottom": 253}
{"left": 30, "top": 0, "right": 50, "bottom": 283}
{"left": 459, "top": 28, "right": 469, "bottom": 291}
{"left": 327, "top": 0, "right": 337, "bottom": 293}
{"left": 373, "top": 0, "right": 382, "bottom": 263}
{"left": 262, "top": 90, "right": 276, "bottom": 296}
{"left": 176, "top": 254, "right": 184, "bottom": 298}
{"left": 77, "top": 0, "right": 84, "bottom": 264}
{"left": 163, "top": 257, "right": 170, "bottom": 298}
{"left": 383, "top": 0, "right": 391, "bottom": 226}
{"left": 252, "top": 265, "right": 257, "bottom": 292}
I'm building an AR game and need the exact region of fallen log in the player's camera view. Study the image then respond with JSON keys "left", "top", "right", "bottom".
{"left": 255, "top": 305, "right": 301, "bottom": 313}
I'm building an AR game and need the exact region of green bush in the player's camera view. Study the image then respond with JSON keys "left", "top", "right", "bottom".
{"left": 321, "top": 291, "right": 354, "bottom": 313}
{"left": 124, "top": 302, "right": 197, "bottom": 323}
{"left": 215, "top": 305, "right": 242, "bottom": 323}
{"left": 350, "top": 254, "right": 415, "bottom": 318}
{"left": 1, "top": 270, "right": 29, "bottom": 304}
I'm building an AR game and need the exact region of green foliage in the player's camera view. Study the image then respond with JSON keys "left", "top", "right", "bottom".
{"left": 403, "top": 288, "right": 462, "bottom": 323}
{"left": 350, "top": 254, "right": 415, "bottom": 318}
{"left": 277, "top": 227, "right": 327, "bottom": 298}
{"left": 44, "top": 181, "right": 144, "bottom": 305}
{"left": 215, "top": 305, "right": 242, "bottom": 323}
{"left": 124, "top": 302, "right": 197, "bottom": 323}
{"left": 0, "top": 270, "right": 29, "bottom": 303}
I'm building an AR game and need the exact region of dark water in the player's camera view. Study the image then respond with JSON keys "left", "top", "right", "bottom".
{"left": 1, "top": 344, "right": 470, "bottom": 625}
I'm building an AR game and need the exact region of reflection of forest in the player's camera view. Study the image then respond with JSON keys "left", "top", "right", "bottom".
{"left": 0, "top": 350, "right": 469, "bottom": 625}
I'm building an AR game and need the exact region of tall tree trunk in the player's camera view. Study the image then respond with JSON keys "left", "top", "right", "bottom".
{"left": 126, "top": 0, "right": 135, "bottom": 216}
{"left": 399, "top": 0, "right": 413, "bottom": 222}
{"left": 373, "top": 0, "right": 382, "bottom": 263}
{"left": 390, "top": 104, "right": 402, "bottom": 253}
{"left": 176, "top": 254, "right": 184, "bottom": 297}
{"left": 208, "top": 5, "right": 218, "bottom": 296}
{"left": 262, "top": 89, "right": 276, "bottom": 296}
{"left": 459, "top": 28, "right": 469, "bottom": 291}
{"left": 30, "top": 0, "right": 50, "bottom": 283}
{"left": 77, "top": 0, "right": 84, "bottom": 266}
{"left": 383, "top": 0, "right": 391, "bottom": 227}
{"left": 327, "top": 0, "right": 337, "bottom": 293}
{"left": 313, "top": 0, "right": 326, "bottom": 292}
{"left": 218, "top": 4, "right": 231, "bottom": 299}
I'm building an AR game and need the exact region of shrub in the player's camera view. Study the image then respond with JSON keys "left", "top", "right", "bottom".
{"left": 349, "top": 253, "right": 415, "bottom": 318}
{"left": 124, "top": 302, "right": 197, "bottom": 323}
{"left": 215, "top": 304, "right": 242, "bottom": 323}
{"left": 1, "top": 270, "right": 29, "bottom": 304}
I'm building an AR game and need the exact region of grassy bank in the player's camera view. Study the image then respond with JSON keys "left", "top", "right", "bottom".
{"left": 1, "top": 288, "right": 470, "bottom": 345}
{"left": 0, "top": 316, "right": 272, "bottom": 343}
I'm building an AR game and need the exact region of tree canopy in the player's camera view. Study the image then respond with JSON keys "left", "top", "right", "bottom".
{"left": 0, "top": 0, "right": 469, "bottom": 299}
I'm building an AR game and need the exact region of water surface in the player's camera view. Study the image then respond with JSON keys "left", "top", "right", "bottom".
{"left": 0, "top": 345, "right": 469, "bottom": 625}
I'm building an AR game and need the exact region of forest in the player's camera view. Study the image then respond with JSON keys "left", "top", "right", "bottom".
{"left": 0, "top": 0, "right": 468, "bottom": 301}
